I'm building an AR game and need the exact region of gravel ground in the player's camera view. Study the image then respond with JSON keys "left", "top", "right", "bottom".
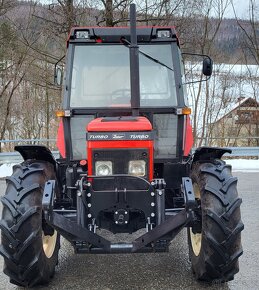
{"left": 0, "top": 171, "right": 258, "bottom": 290}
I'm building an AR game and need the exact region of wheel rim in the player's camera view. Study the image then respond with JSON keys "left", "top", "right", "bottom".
{"left": 42, "top": 230, "right": 57, "bottom": 258}
{"left": 190, "top": 183, "right": 202, "bottom": 256}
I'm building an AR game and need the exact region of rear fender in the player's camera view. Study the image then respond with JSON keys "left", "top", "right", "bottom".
{"left": 15, "top": 145, "right": 56, "bottom": 167}
{"left": 192, "top": 146, "right": 231, "bottom": 165}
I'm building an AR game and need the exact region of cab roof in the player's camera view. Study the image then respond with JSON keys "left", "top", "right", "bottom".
{"left": 68, "top": 26, "right": 178, "bottom": 45}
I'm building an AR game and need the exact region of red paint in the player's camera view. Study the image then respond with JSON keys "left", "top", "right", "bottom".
{"left": 87, "top": 117, "right": 152, "bottom": 132}
{"left": 57, "top": 120, "right": 66, "bottom": 158}
{"left": 183, "top": 115, "right": 194, "bottom": 156}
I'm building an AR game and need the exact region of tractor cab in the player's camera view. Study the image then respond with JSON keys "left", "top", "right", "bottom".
{"left": 57, "top": 26, "right": 190, "bottom": 165}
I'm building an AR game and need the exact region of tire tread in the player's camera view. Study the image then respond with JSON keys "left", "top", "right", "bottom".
{"left": 1, "top": 160, "right": 59, "bottom": 287}
{"left": 189, "top": 160, "right": 243, "bottom": 283}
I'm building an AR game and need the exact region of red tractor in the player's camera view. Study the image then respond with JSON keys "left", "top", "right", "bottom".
{"left": 0, "top": 4, "right": 243, "bottom": 287}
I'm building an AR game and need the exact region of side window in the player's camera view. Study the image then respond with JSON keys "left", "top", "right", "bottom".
{"left": 70, "top": 116, "right": 95, "bottom": 159}
{"left": 153, "top": 114, "right": 178, "bottom": 158}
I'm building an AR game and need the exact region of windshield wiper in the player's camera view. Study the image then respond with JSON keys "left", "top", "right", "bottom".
{"left": 121, "top": 37, "right": 174, "bottom": 72}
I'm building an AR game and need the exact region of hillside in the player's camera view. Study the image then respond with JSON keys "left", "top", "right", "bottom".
{"left": 0, "top": 1, "right": 257, "bottom": 64}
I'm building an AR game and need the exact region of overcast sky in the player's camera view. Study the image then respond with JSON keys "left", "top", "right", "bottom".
{"left": 226, "top": 0, "right": 252, "bottom": 19}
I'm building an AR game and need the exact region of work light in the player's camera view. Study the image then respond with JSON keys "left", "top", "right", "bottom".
{"left": 156, "top": 29, "right": 171, "bottom": 38}
{"left": 95, "top": 161, "right": 113, "bottom": 176}
{"left": 75, "top": 30, "right": 89, "bottom": 39}
{"left": 128, "top": 160, "right": 146, "bottom": 177}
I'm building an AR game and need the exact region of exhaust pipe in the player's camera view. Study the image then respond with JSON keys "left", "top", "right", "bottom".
{"left": 129, "top": 3, "right": 140, "bottom": 117}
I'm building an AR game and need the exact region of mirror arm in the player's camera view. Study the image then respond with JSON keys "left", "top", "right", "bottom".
{"left": 182, "top": 52, "right": 212, "bottom": 60}
{"left": 182, "top": 75, "right": 211, "bottom": 86}
{"left": 55, "top": 55, "right": 65, "bottom": 69}
{"left": 181, "top": 52, "right": 213, "bottom": 85}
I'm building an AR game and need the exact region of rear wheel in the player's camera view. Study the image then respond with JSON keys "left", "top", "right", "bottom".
{"left": 0, "top": 161, "right": 60, "bottom": 287}
{"left": 188, "top": 160, "right": 244, "bottom": 283}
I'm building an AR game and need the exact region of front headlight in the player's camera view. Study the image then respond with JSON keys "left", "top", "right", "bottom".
{"left": 95, "top": 161, "right": 113, "bottom": 176}
{"left": 128, "top": 160, "right": 146, "bottom": 177}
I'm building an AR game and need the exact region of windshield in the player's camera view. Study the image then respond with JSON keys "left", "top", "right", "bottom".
{"left": 70, "top": 44, "right": 177, "bottom": 108}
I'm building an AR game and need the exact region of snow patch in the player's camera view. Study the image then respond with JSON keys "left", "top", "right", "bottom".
{"left": 0, "top": 163, "right": 16, "bottom": 178}
{"left": 226, "top": 159, "right": 259, "bottom": 172}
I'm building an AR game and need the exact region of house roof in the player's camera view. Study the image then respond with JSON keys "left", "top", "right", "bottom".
{"left": 212, "top": 97, "right": 259, "bottom": 124}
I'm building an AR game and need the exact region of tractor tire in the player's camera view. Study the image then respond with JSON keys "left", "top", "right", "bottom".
{"left": 0, "top": 160, "right": 60, "bottom": 287}
{"left": 188, "top": 160, "right": 243, "bottom": 283}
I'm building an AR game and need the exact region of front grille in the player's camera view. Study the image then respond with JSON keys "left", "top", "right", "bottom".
{"left": 92, "top": 148, "right": 149, "bottom": 177}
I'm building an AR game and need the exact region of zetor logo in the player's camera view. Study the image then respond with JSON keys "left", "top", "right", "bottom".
{"left": 112, "top": 133, "right": 125, "bottom": 139}
{"left": 89, "top": 134, "right": 109, "bottom": 139}
{"left": 130, "top": 134, "right": 149, "bottom": 139}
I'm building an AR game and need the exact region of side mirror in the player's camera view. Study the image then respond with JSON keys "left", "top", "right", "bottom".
{"left": 181, "top": 52, "right": 213, "bottom": 85}
{"left": 54, "top": 67, "right": 63, "bottom": 86}
{"left": 203, "top": 57, "right": 213, "bottom": 76}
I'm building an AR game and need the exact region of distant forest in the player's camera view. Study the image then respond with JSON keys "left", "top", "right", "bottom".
{"left": 1, "top": 0, "right": 257, "bottom": 64}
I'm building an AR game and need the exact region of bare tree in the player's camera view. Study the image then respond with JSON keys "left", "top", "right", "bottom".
{"left": 0, "top": 1, "right": 62, "bottom": 151}
{"left": 0, "top": 36, "right": 31, "bottom": 151}
{"left": 185, "top": 0, "right": 232, "bottom": 146}
{"left": 0, "top": 0, "right": 16, "bottom": 16}
{"left": 232, "top": 0, "right": 259, "bottom": 65}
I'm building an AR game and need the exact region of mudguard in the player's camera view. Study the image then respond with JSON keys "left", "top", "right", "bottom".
{"left": 192, "top": 146, "right": 231, "bottom": 164}
{"left": 15, "top": 145, "right": 56, "bottom": 167}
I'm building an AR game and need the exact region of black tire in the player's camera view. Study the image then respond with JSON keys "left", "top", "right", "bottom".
{"left": 0, "top": 160, "right": 60, "bottom": 287}
{"left": 188, "top": 160, "right": 244, "bottom": 283}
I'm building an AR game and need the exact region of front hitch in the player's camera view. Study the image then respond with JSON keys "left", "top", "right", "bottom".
{"left": 41, "top": 176, "right": 198, "bottom": 254}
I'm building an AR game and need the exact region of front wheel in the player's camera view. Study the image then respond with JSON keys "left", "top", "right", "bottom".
{"left": 0, "top": 161, "right": 60, "bottom": 287}
{"left": 188, "top": 160, "right": 244, "bottom": 283}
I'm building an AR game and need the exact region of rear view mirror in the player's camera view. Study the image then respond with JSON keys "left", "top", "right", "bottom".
{"left": 203, "top": 57, "right": 213, "bottom": 76}
{"left": 181, "top": 52, "right": 213, "bottom": 85}
{"left": 54, "top": 55, "right": 65, "bottom": 86}
{"left": 54, "top": 67, "right": 63, "bottom": 86}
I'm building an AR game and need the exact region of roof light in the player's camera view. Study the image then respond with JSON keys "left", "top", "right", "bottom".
{"left": 75, "top": 30, "right": 89, "bottom": 39}
{"left": 157, "top": 29, "right": 171, "bottom": 38}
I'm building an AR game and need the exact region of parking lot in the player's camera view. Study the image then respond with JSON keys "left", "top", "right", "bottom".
{"left": 0, "top": 171, "right": 258, "bottom": 290}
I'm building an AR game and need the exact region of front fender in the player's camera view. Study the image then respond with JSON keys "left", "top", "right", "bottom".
{"left": 15, "top": 145, "right": 56, "bottom": 167}
{"left": 192, "top": 146, "right": 231, "bottom": 164}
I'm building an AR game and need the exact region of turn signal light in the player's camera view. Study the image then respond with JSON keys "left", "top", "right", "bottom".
{"left": 55, "top": 110, "right": 71, "bottom": 117}
{"left": 182, "top": 107, "right": 192, "bottom": 115}
{"left": 56, "top": 110, "right": 65, "bottom": 117}
{"left": 177, "top": 107, "right": 191, "bottom": 115}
